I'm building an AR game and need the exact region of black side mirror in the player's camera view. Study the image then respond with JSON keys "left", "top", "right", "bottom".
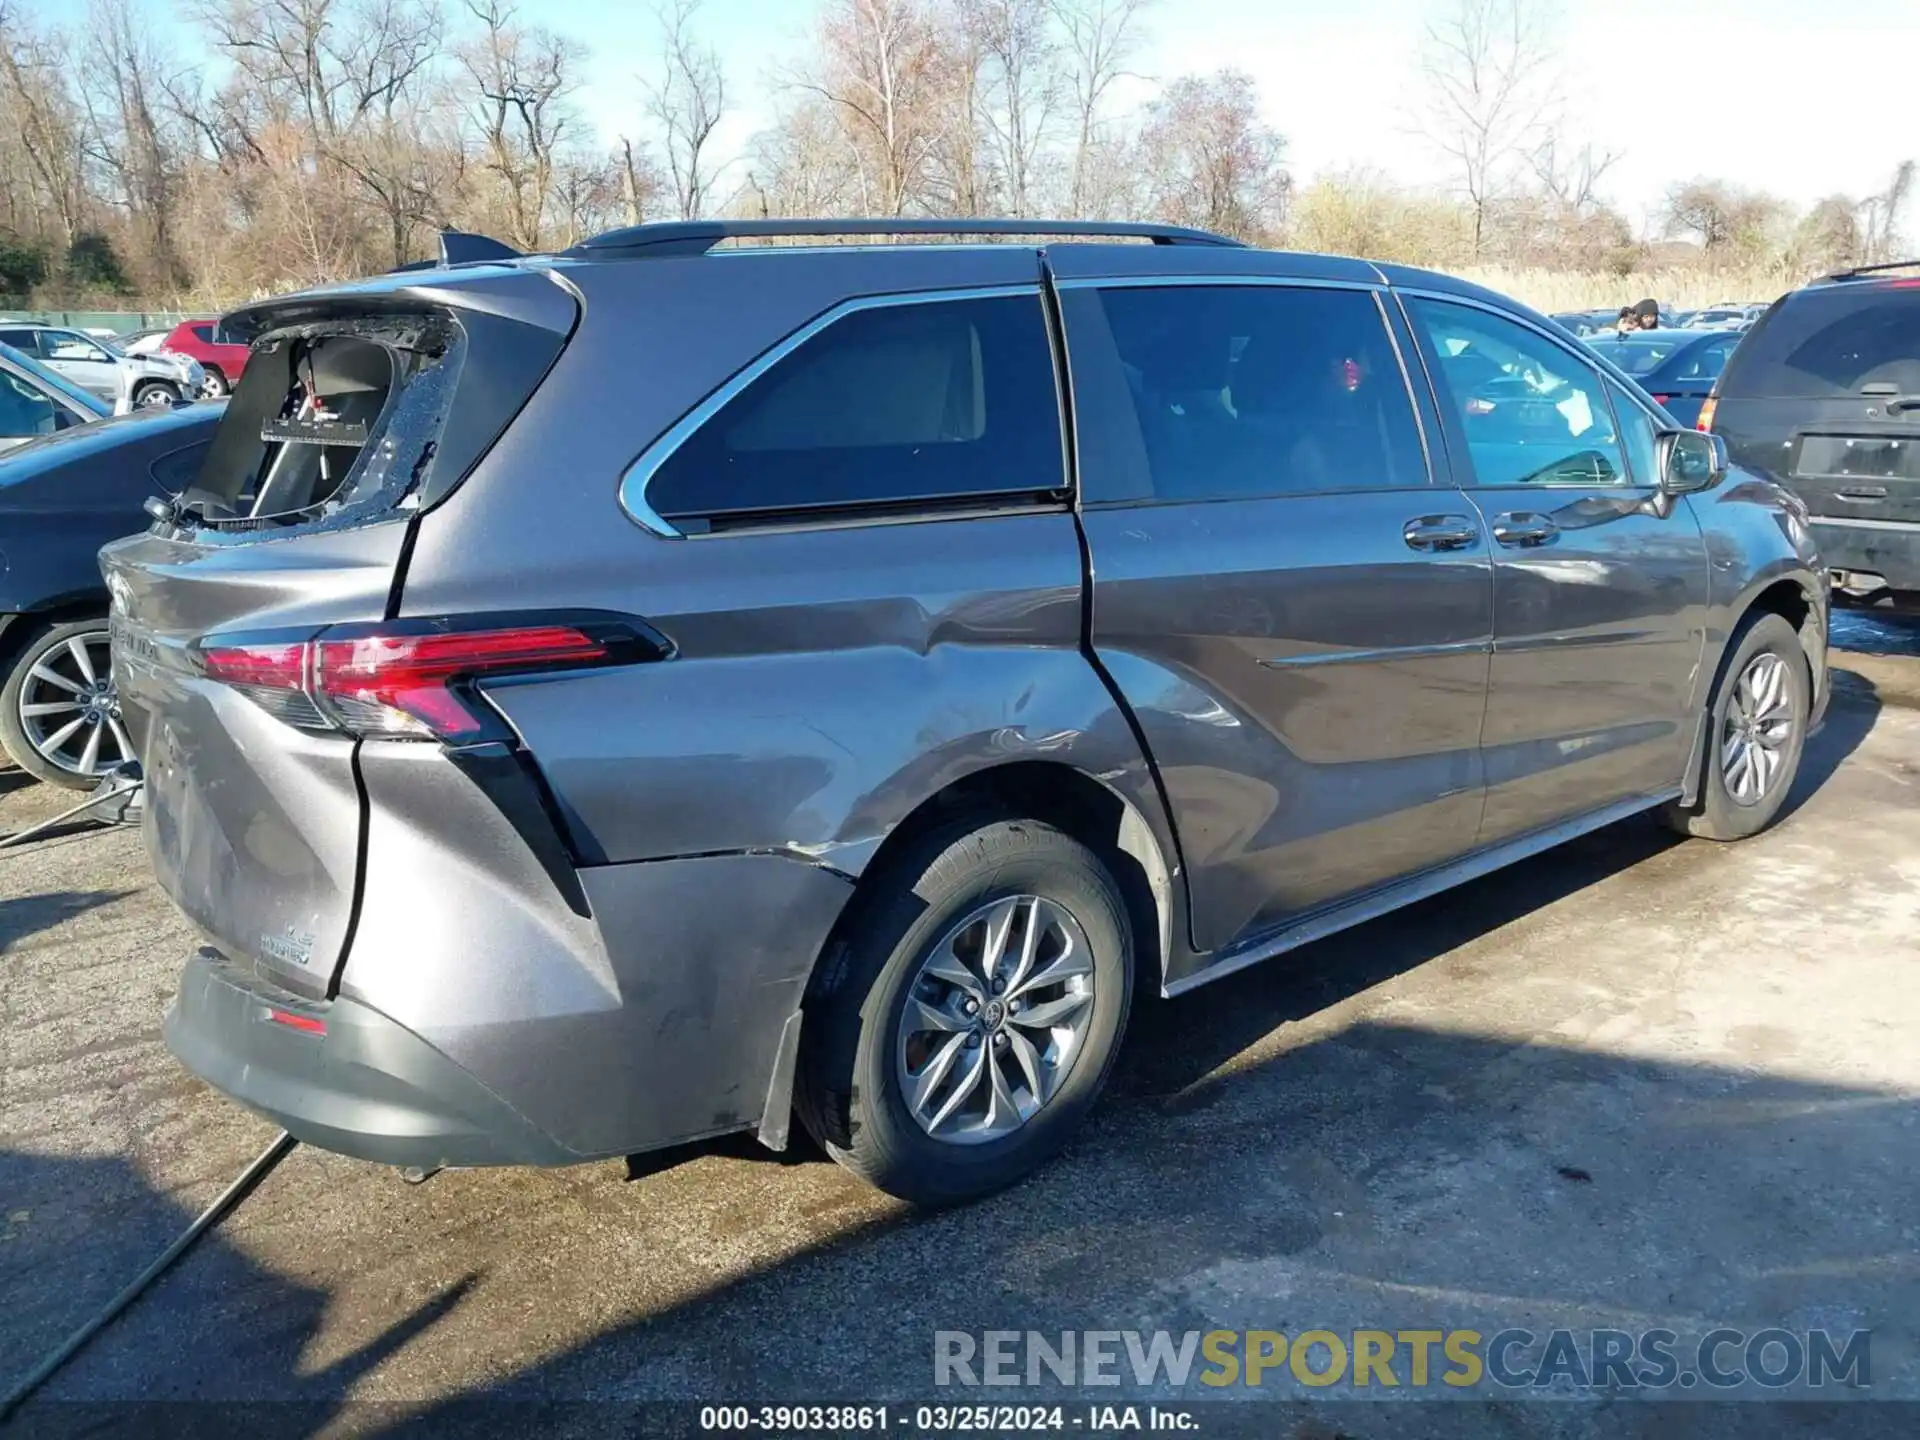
{"left": 1657, "top": 428, "right": 1727, "bottom": 495}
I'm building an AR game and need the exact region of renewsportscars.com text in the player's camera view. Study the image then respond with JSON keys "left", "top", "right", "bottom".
{"left": 934, "top": 1328, "right": 1871, "bottom": 1392}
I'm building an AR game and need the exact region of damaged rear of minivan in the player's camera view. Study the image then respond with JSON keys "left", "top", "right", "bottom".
{"left": 104, "top": 264, "right": 615, "bottom": 1166}
{"left": 110, "top": 231, "right": 1174, "bottom": 1204}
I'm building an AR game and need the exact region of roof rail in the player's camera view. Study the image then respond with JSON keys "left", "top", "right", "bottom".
{"left": 1823, "top": 258, "right": 1920, "bottom": 282}
{"left": 388, "top": 229, "right": 526, "bottom": 273}
{"left": 570, "top": 217, "right": 1244, "bottom": 257}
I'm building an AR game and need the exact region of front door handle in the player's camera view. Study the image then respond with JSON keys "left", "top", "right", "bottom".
{"left": 1491, "top": 511, "right": 1560, "bottom": 547}
{"left": 1403, "top": 514, "right": 1481, "bottom": 552}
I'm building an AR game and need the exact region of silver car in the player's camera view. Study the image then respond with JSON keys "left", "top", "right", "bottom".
{"left": 0, "top": 323, "right": 203, "bottom": 410}
{"left": 0, "top": 339, "right": 109, "bottom": 448}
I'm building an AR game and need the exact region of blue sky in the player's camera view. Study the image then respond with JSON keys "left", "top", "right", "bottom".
{"left": 41, "top": 0, "right": 1920, "bottom": 231}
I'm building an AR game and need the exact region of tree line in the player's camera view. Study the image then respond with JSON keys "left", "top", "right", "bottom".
{"left": 0, "top": 0, "right": 1907, "bottom": 308}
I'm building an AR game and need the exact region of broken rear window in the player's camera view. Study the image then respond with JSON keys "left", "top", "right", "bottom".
{"left": 179, "top": 315, "right": 463, "bottom": 533}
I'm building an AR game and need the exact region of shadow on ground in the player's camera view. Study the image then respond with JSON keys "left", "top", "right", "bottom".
{"left": 0, "top": 889, "right": 134, "bottom": 955}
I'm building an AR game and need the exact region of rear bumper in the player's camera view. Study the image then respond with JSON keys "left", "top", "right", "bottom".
{"left": 1812, "top": 518, "right": 1920, "bottom": 593}
{"left": 165, "top": 947, "right": 580, "bottom": 1169}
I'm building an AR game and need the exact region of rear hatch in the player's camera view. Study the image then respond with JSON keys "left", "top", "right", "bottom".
{"left": 1713, "top": 282, "right": 1920, "bottom": 528}
{"left": 104, "top": 266, "right": 576, "bottom": 996}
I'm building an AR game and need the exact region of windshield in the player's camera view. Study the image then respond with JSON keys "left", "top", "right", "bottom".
{"left": 0, "top": 341, "right": 110, "bottom": 417}
{"left": 1587, "top": 337, "right": 1682, "bottom": 377}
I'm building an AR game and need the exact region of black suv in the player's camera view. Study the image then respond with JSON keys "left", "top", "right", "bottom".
{"left": 106, "top": 219, "right": 1828, "bottom": 1204}
{"left": 1710, "top": 262, "right": 1920, "bottom": 605}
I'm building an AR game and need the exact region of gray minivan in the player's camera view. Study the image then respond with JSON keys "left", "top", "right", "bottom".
{"left": 104, "top": 220, "right": 1829, "bottom": 1204}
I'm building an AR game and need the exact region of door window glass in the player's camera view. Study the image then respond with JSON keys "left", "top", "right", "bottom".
{"left": 1607, "top": 379, "right": 1660, "bottom": 486}
{"left": 0, "top": 371, "right": 59, "bottom": 436}
{"left": 1082, "top": 284, "right": 1427, "bottom": 503}
{"left": 1409, "top": 298, "right": 1631, "bottom": 486}
{"left": 45, "top": 332, "right": 111, "bottom": 363}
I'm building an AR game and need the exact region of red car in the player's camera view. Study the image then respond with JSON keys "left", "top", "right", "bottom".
{"left": 158, "top": 318, "right": 250, "bottom": 398}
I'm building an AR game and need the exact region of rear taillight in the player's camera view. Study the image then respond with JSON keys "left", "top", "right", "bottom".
{"left": 1651, "top": 393, "right": 1671, "bottom": 405}
{"left": 196, "top": 616, "right": 663, "bottom": 742}
{"left": 1696, "top": 395, "right": 1718, "bottom": 432}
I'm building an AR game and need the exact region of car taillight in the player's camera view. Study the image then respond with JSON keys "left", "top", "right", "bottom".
{"left": 1651, "top": 393, "right": 1671, "bottom": 405}
{"left": 1697, "top": 395, "right": 1718, "bottom": 432}
{"left": 196, "top": 617, "right": 661, "bottom": 742}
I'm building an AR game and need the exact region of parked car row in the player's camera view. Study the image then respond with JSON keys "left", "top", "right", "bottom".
{"left": 0, "top": 323, "right": 204, "bottom": 411}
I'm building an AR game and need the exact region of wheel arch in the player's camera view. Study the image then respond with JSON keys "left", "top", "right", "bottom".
{"left": 0, "top": 591, "right": 110, "bottom": 671}
{"left": 1680, "top": 570, "right": 1824, "bottom": 807}
{"left": 812, "top": 758, "right": 1178, "bottom": 1005}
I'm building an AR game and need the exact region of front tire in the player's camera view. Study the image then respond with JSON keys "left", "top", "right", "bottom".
{"left": 132, "top": 380, "right": 180, "bottom": 410}
{"left": 796, "top": 817, "right": 1134, "bottom": 1206}
{"left": 199, "top": 368, "right": 229, "bottom": 399}
{"left": 0, "top": 619, "right": 133, "bottom": 790}
{"left": 1663, "top": 612, "right": 1810, "bottom": 841}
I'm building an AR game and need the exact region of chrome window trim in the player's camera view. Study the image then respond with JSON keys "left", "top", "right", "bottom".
{"left": 618, "top": 283, "right": 1045, "bottom": 538}
{"left": 1053, "top": 273, "right": 1376, "bottom": 293}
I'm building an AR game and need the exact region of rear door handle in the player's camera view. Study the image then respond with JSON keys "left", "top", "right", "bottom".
{"left": 1403, "top": 514, "right": 1481, "bottom": 552}
{"left": 1491, "top": 511, "right": 1560, "bottom": 548}
{"left": 1882, "top": 394, "right": 1920, "bottom": 413}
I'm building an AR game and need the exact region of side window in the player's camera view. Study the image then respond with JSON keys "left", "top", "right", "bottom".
{"left": 0, "top": 329, "right": 42, "bottom": 355}
{"left": 0, "top": 371, "right": 59, "bottom": 437}
{"left": 1675, "top": 337, "right": 1735, "bottom": 382}
{"left": 1408, "top": 298, "right": 1631, "bottom": 487}
{"left": 45, "top": 332, "right": 109, "bottom": 363}
{"left": 1079, "top": 283, "right": 1427, "bottom": 504}
{"left": 646, "top": 293, "right": 1063, "bottom": 527}
{"left": 1607, "top": 379, "right": 1660, "bottom": 486}
{"left": 191, "top": 325, "right": 215, "bottom": 344}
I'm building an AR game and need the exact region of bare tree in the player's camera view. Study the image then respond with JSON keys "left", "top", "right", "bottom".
{"left": 1049, "top": 0, "right": 1147, "bottom": 217}
{"left": 640, "top": 0, "right": 727, "bottom": 220}
{"left": 1417, "top": 0, "right": 1560, "bottom": 256}
{"left": 964, "top": 0, "right": 1055, "bottom": 216}
{"left": 743, "top": 98, "right": 862, "bottom": 217}
{"left": 1858, "top": 159, "right": 1915, "bottom": 265}
{"left": 459, "top": 0, "right": 581, "bottom": 250}
{"left": 1530, "top": 136, "right": 1617, "bottom": 212}
{"left": 616, "top": 135, "right": 665, "bottom": 224}
{"left": 81, "top": 0, "right": 187, "bottom": 284}
{"left": 1661, "top": 178, "right": 1787, "bottom": 255}
{"left": 794, "top": 0, "right": 949, "bottom": 216}
{"left": 1138, "top": 69, "right": 1288, "bottom": 242}
{"left": 0, "top": 4, "right": 89, "bottom": 248}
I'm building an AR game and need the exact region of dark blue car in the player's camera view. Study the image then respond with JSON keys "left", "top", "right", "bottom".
{"left": 1584, "top": 329, "right": 1742, "bottom": 428}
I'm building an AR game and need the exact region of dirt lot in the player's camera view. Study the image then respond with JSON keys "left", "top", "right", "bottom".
{"left": 2, "top": 648, "right": 1917, "bottom": 1437}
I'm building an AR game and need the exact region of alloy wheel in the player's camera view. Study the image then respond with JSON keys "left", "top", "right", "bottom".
{"left": 896, "top": 894, "right": 1097, "bottom": 1145}
{"left": 15, "top": 630, "right": 131, "bottom": 780}
{"left": 1721, "top": 651, "right": 1796, "bottom": 807}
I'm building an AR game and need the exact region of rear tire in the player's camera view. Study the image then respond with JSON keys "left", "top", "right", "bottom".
{"left": 200, "top": 368, "right": 229, "bottom": 399}
{"left": 0, "top": 618, "right": 130, "bottom": 790}
{"left": 1662, "top": 612, "right": 1810, "bottom": 841}
{"left": 796, "top": 816, "right": 1134, "bottom": 1206}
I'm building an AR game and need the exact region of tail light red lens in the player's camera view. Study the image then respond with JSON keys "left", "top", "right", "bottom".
{"left": 1697, "top": 395, "right": 1718, "bottom": 432}
{"left": 197, "top": 620, "right": 641, "bottom": 742}
{"left": 315, "top": 626, "right": 609, "bottom": 739}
